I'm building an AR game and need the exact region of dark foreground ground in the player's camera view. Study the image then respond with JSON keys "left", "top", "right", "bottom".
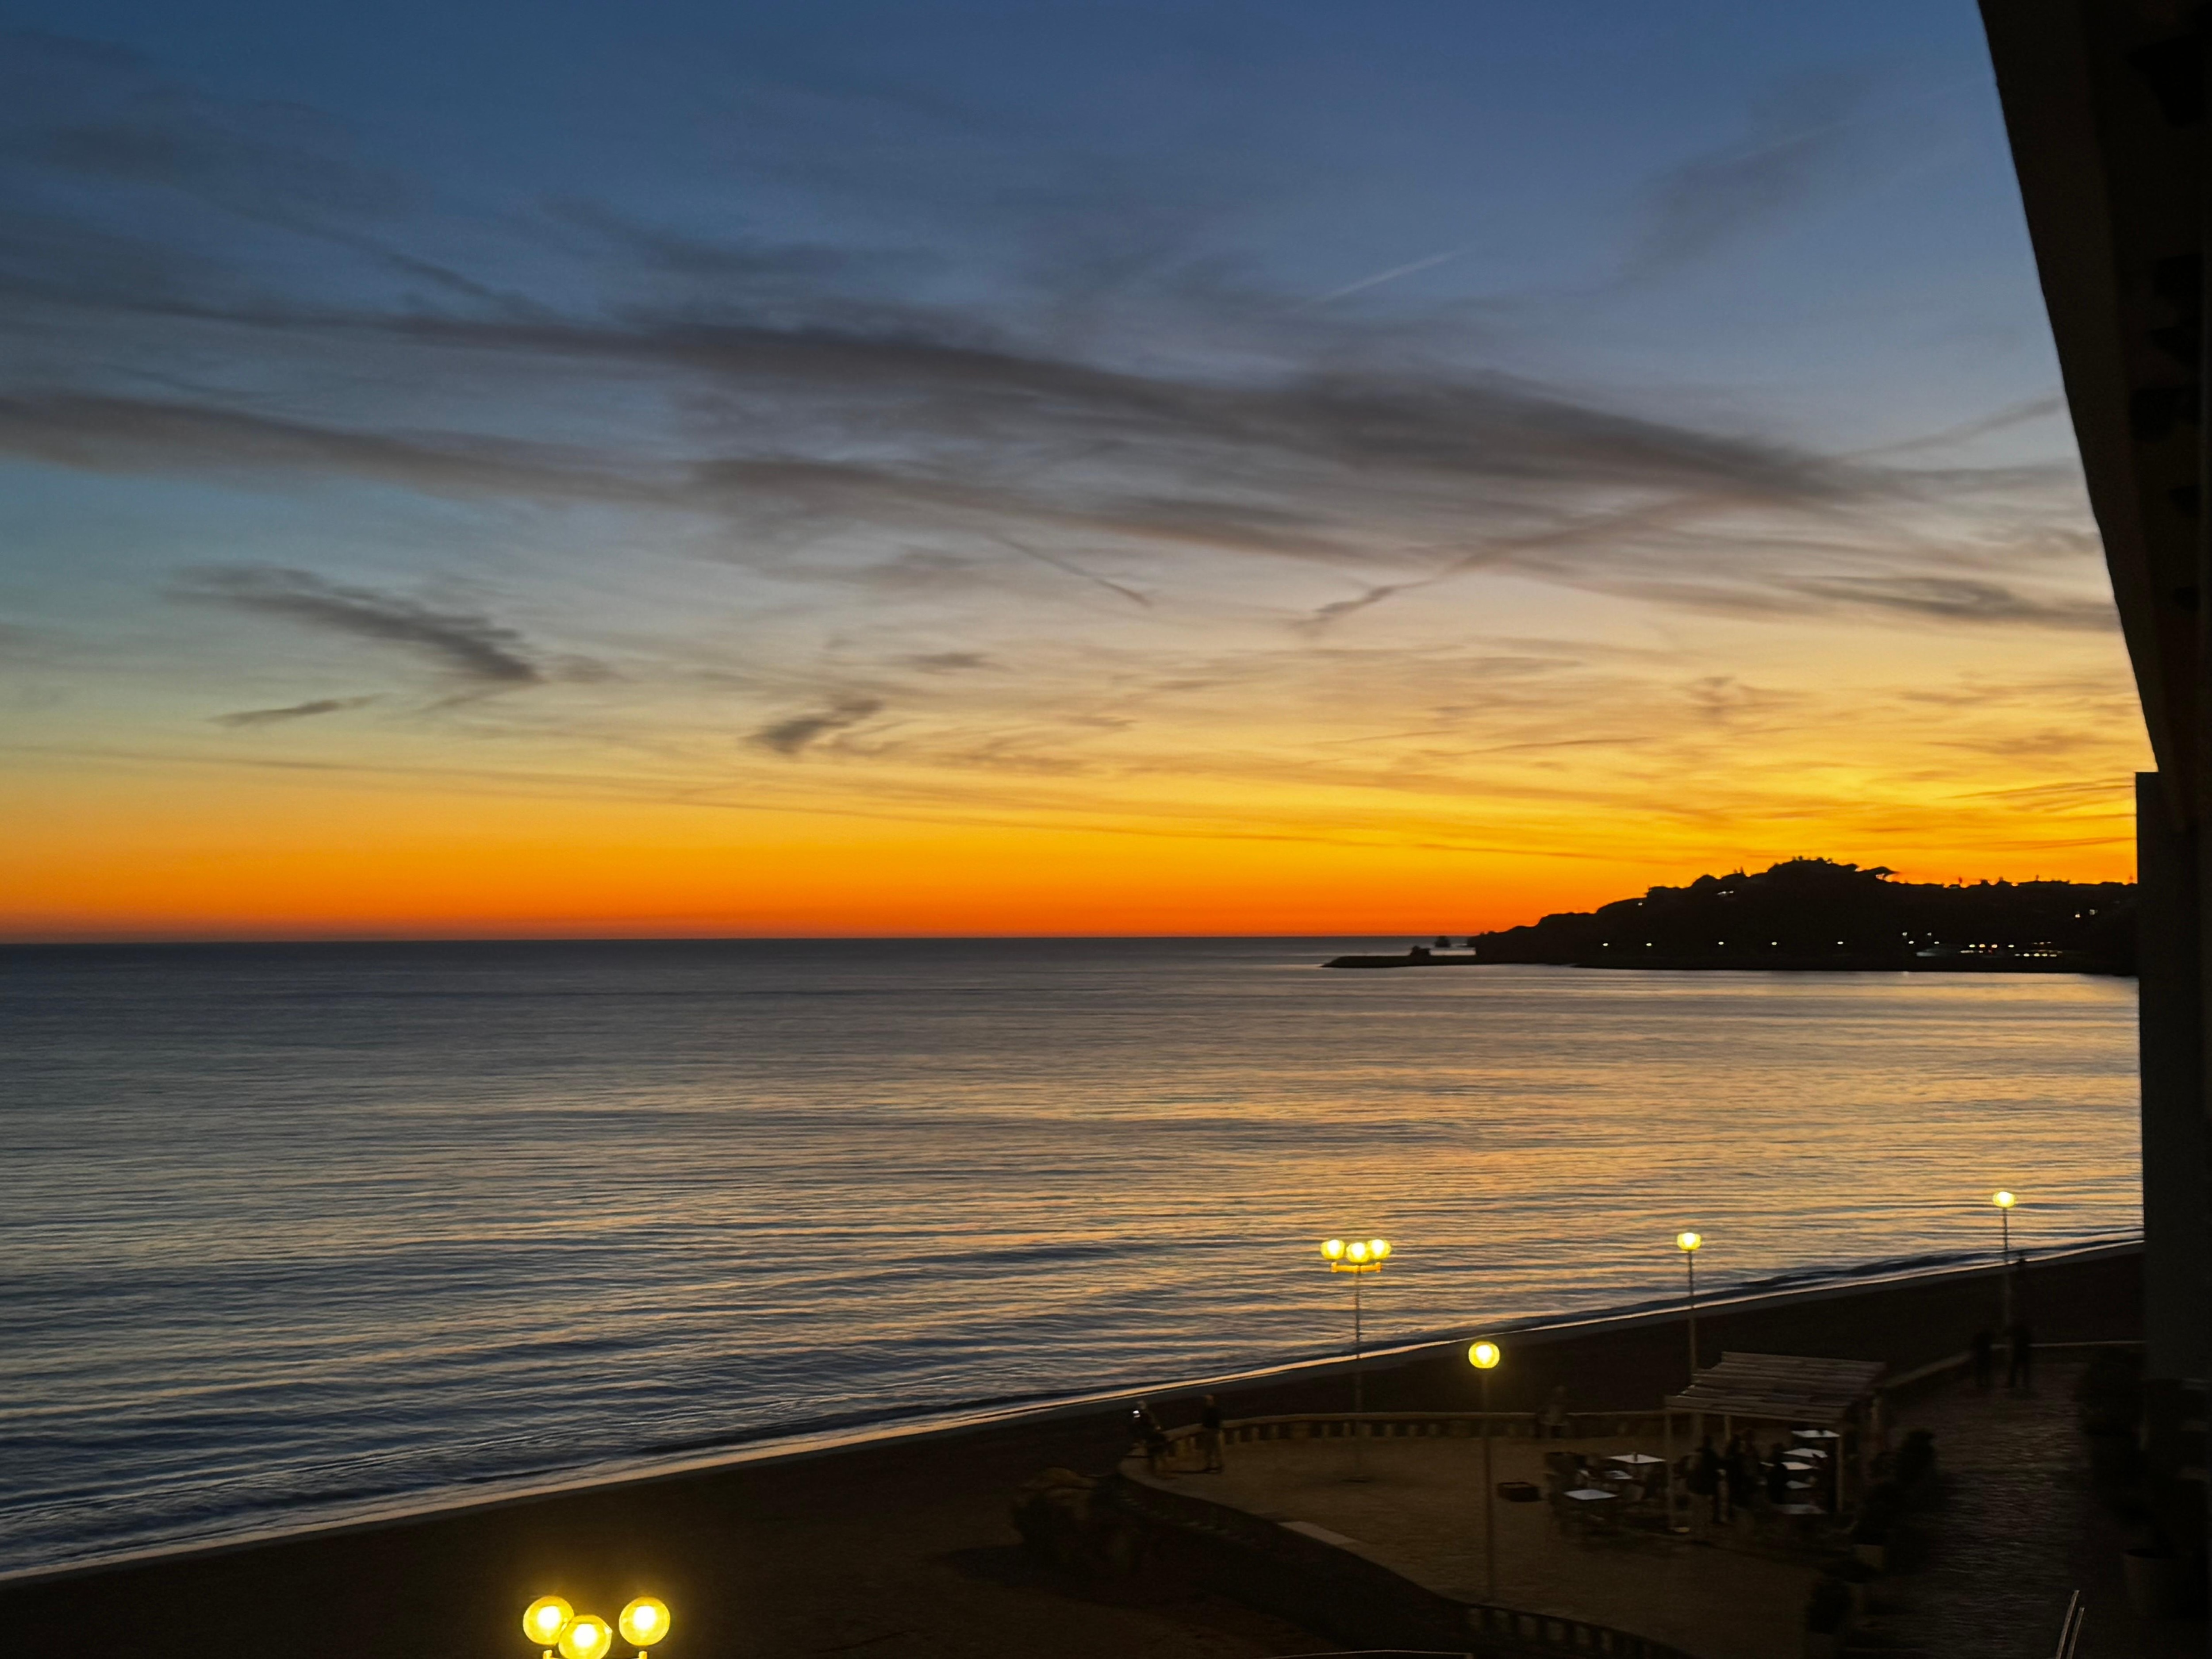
{"left": 1883, "top": 1363, "right": 2200, "bottom": 1659}
{"left": 3, "top": 1249, "right": 2145, "bottom": 1659}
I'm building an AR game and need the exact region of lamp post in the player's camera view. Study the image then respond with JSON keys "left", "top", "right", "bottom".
{"left": 523, "top": 1596, "right": 672, "bottom": 1659}
{"left": 1468, "top": 1339, "right": 1502, "bottom": 1601}
{"left": 1992, "top": 1190, "right": 2017, "bottom": 1325}
{"left": 1321, "top": 1236, "right": 1392, "bottom": 1413}
{"left": 1322, "top": 1237, "right": 1391, "bottom": 1475}
{"left": 1675, "top": 1232, "right": 1703, "bottom": 1380}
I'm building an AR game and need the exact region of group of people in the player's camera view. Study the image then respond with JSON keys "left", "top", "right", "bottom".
{"left": 1130, "top": 1396, "right": 1226, "bottom": 1474}
{"left": 1683, "top": 1431, "right": 1830, "bottom": 1523}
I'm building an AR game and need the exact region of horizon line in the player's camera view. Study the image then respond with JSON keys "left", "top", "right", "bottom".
{"left": 0, "top": 929, "right": 1472, "bottom": 949}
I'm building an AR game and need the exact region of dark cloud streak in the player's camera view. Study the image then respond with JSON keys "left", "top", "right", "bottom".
{"left": 211, "top": 694, "right": 378, "bottom": 727}
{"left": 178, "top": 567, "right": 545, "bottom": 684}
{"left": 749, "top": 694, "right": 885, "bottom": 755}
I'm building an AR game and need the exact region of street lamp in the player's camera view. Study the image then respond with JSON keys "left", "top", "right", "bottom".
{"left": 1467, "top": 1339, "right": 1502, "bottom": 1601}
{"left": 619, "top": 1601, "right": 672, "bottom": 1651}
{"left": 1320, "top": 1237, "right": 1392, "bottom": 1415}
{"left": 1993, "top": 1190, "right": 2018, "bottom": 1325}
{"left": 1675, "top": 1231, "right": 1703, "bottom": 1379}
{"left": 522, "top": 1597, "right": 674, "bottom": 1659}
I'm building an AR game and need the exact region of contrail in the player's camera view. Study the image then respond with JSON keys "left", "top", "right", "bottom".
{"left": 1306, "top": 248, "right": 1467, "bottom": 307}
{"left": 994, "top": 534, "right": 1152, "bottom": 608}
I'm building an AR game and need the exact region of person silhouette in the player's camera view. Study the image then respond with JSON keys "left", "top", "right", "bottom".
{"left": 1540, "top": 1383, "right": 1570, "bottom": 1438}
{"left": 1694, "top": 1437, "right": 1724, "bottom": 1523}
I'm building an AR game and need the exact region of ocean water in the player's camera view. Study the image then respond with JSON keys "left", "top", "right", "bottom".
{"left": 0, "top": 940, "right": 2140, "bottom": 1576}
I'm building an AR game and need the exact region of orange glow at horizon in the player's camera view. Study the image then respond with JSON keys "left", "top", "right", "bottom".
{"left": 6, "top": 739, "right": 2139, "bottom": 942}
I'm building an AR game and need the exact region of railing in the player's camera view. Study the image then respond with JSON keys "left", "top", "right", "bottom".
{"left": 1105, "top": 1458, "right": 1702, "bottom": 1659}
{"left": 1883, "top": 1340, "right": 2146, "bottom": 1403}
{"left": 1153, "top": 1410, "right": 1670, "bottom": 1452}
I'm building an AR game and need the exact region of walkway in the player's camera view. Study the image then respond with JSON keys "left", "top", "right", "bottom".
{"left": 1872, "top": 1364, "right": 2202, "bottom": 1659}
{"left": 1149, "top": 1431, "right": 1815, "bottom": 1659}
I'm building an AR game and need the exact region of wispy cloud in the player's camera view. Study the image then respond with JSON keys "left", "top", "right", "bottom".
{"left": 1623, "top": 71, "right": 1875, "bottom": 278}
{"left": 1785, "top": 576, "right": 2116, "bottom": 630}
{"left": 0, "top": 34, "right": 2099, "bottom": 660}
{"left": 0, "top": 394, "right": 649, "bottom": 503}
{"left": 177, "top": 568, "right": 545, "bottom": 684}
{"left": 211, "top": 694, "right": 379, "bottom": 727}
{"left": 749, "top": 694, "right": 885, "bottom": 756}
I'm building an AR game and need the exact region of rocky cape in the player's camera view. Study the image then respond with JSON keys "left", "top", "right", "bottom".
{"left": 1328, "top": 859, "right": 2136, "bottom": 974}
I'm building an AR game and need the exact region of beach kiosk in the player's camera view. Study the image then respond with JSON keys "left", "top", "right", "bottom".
{"left": 1662, "top": 1352, "right": 1888, "bottom": 1518}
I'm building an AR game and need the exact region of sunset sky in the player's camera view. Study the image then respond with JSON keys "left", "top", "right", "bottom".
{"left": 0, "top": 2, "right": 2147, "bottom": 939}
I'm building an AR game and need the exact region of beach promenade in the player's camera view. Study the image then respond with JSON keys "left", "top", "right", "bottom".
{"left": 0, "top": 1246, "right": 2150, "bottom": 1659}
{"left": 1123, "top": 1359, "right": 2208, "bottom": 1659}
{"left": 1130, "top": 1432, "right": 1814, "bottom": 1659}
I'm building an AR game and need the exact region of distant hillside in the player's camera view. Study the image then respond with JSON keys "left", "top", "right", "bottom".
{"left": 1471, "top": 859, "right": 2135, "bottom": 974}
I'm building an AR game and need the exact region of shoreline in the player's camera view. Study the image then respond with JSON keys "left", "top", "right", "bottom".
{"left": 1325, "top": 953, "right": 2131, "bottom": 975}
{"left": 3, "top": 1240, "right": 2144, "bottom": 1659}
{"left": 2, "top": 1233, "right": 2140, "bottom": 1594}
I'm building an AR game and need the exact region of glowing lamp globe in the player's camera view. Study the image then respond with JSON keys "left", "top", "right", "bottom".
{"left": 619, "top": 1598, "right": 672, "bottom": 1647}
{"left": 1345, "top": 1240, "right": 1368, "bottom": 1263}
{"left": 1467, "top": 1340, "right": 1501, "bottom": 1371}
{"left": 523, "top": 1597, "right": 574, "bottom": 1647}
{"left": 1368, "top": 1239, "right": 1391, "bottom": 1261}
{"left": 1993, "top": 1190, "right": 2016, "bottom": 1210}
{"left": 1321, "top": 1238, "right": 1346, "bottom": 1261}
{"left": 1675, "top": 1231, "right": 1702, "bottom": 1253}
{"left": 558, "top": 1614, "right": 613, "bottom": 1659}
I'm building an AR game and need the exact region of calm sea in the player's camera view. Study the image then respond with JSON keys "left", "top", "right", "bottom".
{"left": 0, "top": 940, "right": 2140, "bottom": 1576}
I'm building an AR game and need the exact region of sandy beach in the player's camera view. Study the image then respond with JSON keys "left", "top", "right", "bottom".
{"left": 3, "top": 1246, "right": 2140, "bottom": 1659}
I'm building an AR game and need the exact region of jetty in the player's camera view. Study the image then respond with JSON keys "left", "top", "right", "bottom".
{"left": 1323, "top": 945, "right": 1484, "bottom": 969}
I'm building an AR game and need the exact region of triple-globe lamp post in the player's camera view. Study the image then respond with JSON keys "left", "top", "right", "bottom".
{"left": 1320, "top": 1236, "right": 1392, "bottom": 1415}
{"left": 523, "top": 1596, "right": 672, "bottom": 1659}
{"left": 1321, "top": 1236, "right": 1390, "bottom": 1478}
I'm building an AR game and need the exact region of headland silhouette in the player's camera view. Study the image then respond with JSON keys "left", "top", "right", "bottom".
{"left": 1328, "top": 859, "right": 2135, "bottom": 973}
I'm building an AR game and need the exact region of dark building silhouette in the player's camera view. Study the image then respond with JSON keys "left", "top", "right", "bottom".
{"left": 1982, "top": 0, "right": 2210, "bottom": 1574}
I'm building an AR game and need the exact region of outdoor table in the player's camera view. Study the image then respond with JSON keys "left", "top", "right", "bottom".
{"left": 1566, "top": 1487, "right": 1617, "bottom": 1501}
{"left": 1608, "top": 1453, "right": 1665, "bottom": 1467}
